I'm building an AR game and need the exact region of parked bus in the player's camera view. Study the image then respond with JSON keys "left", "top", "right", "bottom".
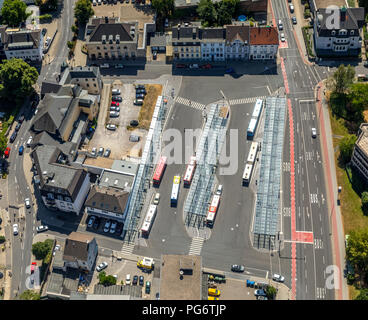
{"left": 183, "top": 156, "right": 197, "bottom": 187}
{"left": 152, "top": 156, "right": 167, "bottom": 186}
{"left": 247, "top": 142, "right": 259, "bottom": 166}
{"left": 242, "top": 164, "right": 254, "bottom": 185}
{"left": 141, "top": 204, "right": 157, "bottom": 237}
{"left": 247, "top": 99, "right": 263, "bottom": 138}
{"left": 171, "top": 175, "right": 181, "bottom": 207}
{"left": 206, "top": 194, "right": 221, "bottom": 227}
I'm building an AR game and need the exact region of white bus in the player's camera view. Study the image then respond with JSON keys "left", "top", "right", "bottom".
{"left": 184, "top": 156, "right": 196, "bottom": 187}
{"left": 171, "top": 175, "right": 181, "bottom": 207}
{"left": 242, "top": 164, "right": 254, "bottom": 185}
{"left": 141, "top": 204, "right": 157, "bottom": 237}
{"left": 247, "top": 99, "right": 263, "bottom": 138}
{"left": 206, "top": 194, "right": 221, "bottom": 227}
{"left": 247, "top": 142, "right": 259, "bottom": 166}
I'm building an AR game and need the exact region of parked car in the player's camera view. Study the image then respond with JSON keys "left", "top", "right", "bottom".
{"left": 201, "top": 63, "right": 212, "bottom": 69}
{"left": 96, "top": 261, "right": 108, "bottom": 272}
{"left": 91, "top": 147, "right": 97, "bottom": 156}
{"left": 289, "top": 3, "right": 294, "bottom": 13}
{"left": 4, "top": 147, "right": 10, "bottom": 158}
{"left": 93, "top": 0, "right": 97, "bottom": 5}
{"left": 109, "top": 221, "right": 117, "bottom": 233}
{"left": 110, "top": 106, "right": 120, "bottom": 112}
{"left": 139, "top": 275, "right": 144, "bottom": 286}
{"left": 115, "top": 223, "right": 123, "bottom": 235}
{"left": 145, "top": 281, "right": 151, "bottom": 294}
{"left": 92, "top": 217, "right": 100, "bottom": 230}
{"left": 88, "top": 215, "right": 96, "bottom": 228}
{"left": 136, "top": 84, "right": 145, "bottom": 89}
{"left": 280, "top": 33, "right": 286, "bottom": 42}
{"left": 254, "top": 289, "right": 267, "bottom": 297}
{"left": 25, "top": 198, "right": 31, "bottom": 209}
{"left": 36, "top": 225, "right": 48, "bottom": 233}
{"left": 115, "top": 64, "right": 124, "bottom": 69}
{"left": 136, "top": 88, "right": 146, "bottom": 94}
{"left": 26, "top": 136, "right": 33, "bottom": 147}
{"left": 15, "top": 123, "right": 22, "bottom": 132}
{"left": 133, "top": 275, "right": 138, "bottom": 285}
{"left": 111, "top": 101, "right": 120, "bottom": 106}
{"left": 152, "top": 51, "right": 157, "bottom": 60}
{"left": 231, "top": 264, "right": 245, "bottom": 272}
{"left": 98, "top": 147, "right": 104, "bottom": 156}
{"left": 136, "top": 93, "right": 145, "bottom": 99}
{"left": 110, "top": 111, "right": 120, "bottom": 118}
{"left": 153, "top": 193, "right": 160, "bottom": 205}
{"left": 130, "top": 120, "right": 139, "bottom": 127}
{"left": 126, "top": 274, "right": 131, "bottom": 285}
{"left": 176, "top": 63, "right": 186, "bottom": 68}
{"left": 104, "top": 148, "right": 111, "bottom": 157}
{"left": 292, "top": 16, "right": 297, "bottom": 24}
{"left": 53, "top": 244, "right": 61, "bottom": 256}
{"left": 112, "top": 96, "right": 122, "bottom": 102}
{"left": 106, "top": 124, "right": 117, "bottom": 131}
{"left": 18, "top": 115, "right": 25, "bottom": 123}
{"left": 189, "top": 63, "right": 199, "bottom": 69}
{"left": 18, "top": 145, "right": 24, "bottom": 155}
{"left": 272, "top": 273, "right": 285, "bottom": 283}
{"left": 164, "top": 18, "right": 169, "bottom": 27}
{"left": 10, "top": 131, "right": 17, "bottom": 143}
{"left": 112, "top": 89, "right": 121, "bottom": 95}
{"left": 134, "top": 99, "right": 144, "bottom": 106}
{"left": 13, "top": 224, "right": 19, "bottom": 235}
{"left": 103, "top": 220, "right": 111, "bottom": 232}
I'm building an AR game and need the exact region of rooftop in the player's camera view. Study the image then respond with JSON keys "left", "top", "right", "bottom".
{"left": 249, "top": 26, "right": 278, "bottom": 45}
{"left": 63, "top": 232, "right": 96, "bottom": 262}
{"left": 355, "top": 123, "right": 368, "bottom": 156}
{"left": 160, "top": 255, "right": 202, "bottom": 300}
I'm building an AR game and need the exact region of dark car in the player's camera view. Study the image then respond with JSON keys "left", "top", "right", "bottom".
{"left": 18, "top": 115, "right": 25, "bottom": 123}
{"left": 225, "top": 67, "right": 235, "bottom": 74}
{"left": 136, "top": 84, "right": 145, "bottom": 89}
{"left": 18, "top": 145, "right": 24, "bottom": 155}
{"left": 145, "top": 281, "right": 151, "bottom": 294}
{"left": 152, "top": 51, "right": 157, "bottom": 60}
{"left": 136, "top": 93, "right": 145, "bottom": 99}
{"left": 130, "top": 120, "right": 139, "bottom": 127}
{"left": 136, "top": 88, "right": 146, "bottom": 94}
{"left": 112, "top": 96, "right": 123, "bottom": 102}
{"left": 133, "top": 275, "right": 138, "bottom": 285}
{"left": 115, "top": 223, "right": 123, "bottom": 235}
{"left": 10, "top": 131, "right": 17, "bottom": 143}
{"left": 15, "top": 123, "right": 22, "bottom": 132}
{"left": 291, "top": 16, "right": 297, "bottom": 24}
{"left": 231, "top": 264, "right": 245, "bottom": 272}
{"left": 93, "top": 217, "right": 100, "bottom": 230}
{"left": 364, "top": 61, "right": 368, "bottom": 68}
{"left": 139, "top": 275, "right": 144, "bottom": 286}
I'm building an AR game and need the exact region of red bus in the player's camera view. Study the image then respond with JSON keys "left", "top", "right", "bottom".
{"left": 153, "top": 156, "right": 167, "bottom": 186}
{"left": 206, "top": 195, "right": 220, "bottom": 227}
{"left": 183, "top": 156, "right": 196, "bottom": 187}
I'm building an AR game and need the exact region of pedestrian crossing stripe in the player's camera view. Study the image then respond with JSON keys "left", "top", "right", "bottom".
{"left": 229, "top": 96, "right": 267, "bottom": 106}
{"left": 121, "top": 243, "right": 135, "bottom": 255}
{"left": 175, "top": 96, "right": 206, "bottom": 111}
{"left": 188, "top": 237, "right": 205, "bottom": 256}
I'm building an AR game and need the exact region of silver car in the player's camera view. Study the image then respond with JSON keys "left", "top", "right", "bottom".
{"left": 91, "top": 147, "right": 97, "bottom": 156}
{"left": 96, "top": 261, "right": 108, "bottom": 272}
{"left": 110, "top": 111, "right": 120, "bottom": 118}
{"left": 272, "top": 273, "right": 285, "bottom": 282}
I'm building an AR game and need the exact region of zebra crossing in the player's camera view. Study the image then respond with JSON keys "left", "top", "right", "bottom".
{"left": 120, "top": 243, "right": 135, "bottom": 256}
{"left": 175, "top": 96, "right": 206, "bottom": 111}
{"left": 229, "top": 96, "right": 267, "bottom": 106}
{"left": 188, "top": 237, "right": 205, "bottom": 256}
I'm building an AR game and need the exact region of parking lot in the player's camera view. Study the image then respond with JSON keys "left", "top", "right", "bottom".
{"left": 84, "top": 214, "right": 124, "bottom": 239}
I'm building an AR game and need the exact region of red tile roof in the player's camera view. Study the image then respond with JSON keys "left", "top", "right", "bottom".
{"left": 249, "top": 27, "right": 279, "bottom": 45}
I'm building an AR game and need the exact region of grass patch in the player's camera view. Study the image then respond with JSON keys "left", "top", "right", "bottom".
{"left": 347, "top": 0, "right": 356, "bottom": 7}
{"left": 137, "top": 84, "right": 163, "bottom": 130}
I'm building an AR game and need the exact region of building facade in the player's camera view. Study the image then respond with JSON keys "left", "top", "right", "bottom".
{"left": 351, "top": 123, "right": 368, "bottom": 181}
{"left": 225, "top": 25, "right": 250, "bottom": 60}
{"left": 200, "top": 28, "right": 226, "bottom": 61}
{"left": 172, "top": 26, "right": 201, "bottom": 60}
{"left": 249, "top": 26, "right": 278, "bottom": 60}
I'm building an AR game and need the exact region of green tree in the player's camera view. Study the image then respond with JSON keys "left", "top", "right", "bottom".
{"left": 35, "top": 0, "right": 58, "bottom": 12}
{"left": 19, "top": 289, "right": 40, "bottom": 300}
{"left": 1, "top": 0, "right": 31, "bottom": 27}
{"left": 266, "top": 285, "right": 277, "bottom": 300}
{"left": 347, "top": 83, "right": 368, "bottom": 119}
{"left": 0, "top": 235, "right": 5, "bottom": 243}
{"left": 74, "top": 0, "right": 94, "bottom": 25}
{"left": 216, "top": 0, "right": 240, "bottom": 26}
{"left": 98, "top": 271, "right": 117, "bottom": 286}
{"left": 356, "top": 288, "right": 368, "bottom": 300}
{"left": 197, "top": 0, "right": 217, "bottom": 27}
{"left": 327, "top": 64, "right": 355, "bottom": 94}
{"left": 0, "top": 133, "right": 7, "bottom": 157}
{"left": 339, "top": 134, "right": 357, "bottom": 164}
{"left": 32, "top": 240, "right": 53, "bottom": 260}
{"left": 152, "top": 0, "right": 175, "bottom": 17}
{"left": 0, "top": 58, "right": 38, "bottom": 104}
{"left": 346, "top": 228, "right": 368, "bottom": 273}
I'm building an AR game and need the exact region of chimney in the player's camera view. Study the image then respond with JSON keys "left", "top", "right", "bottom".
{"left": 340, "top": 6, "right": 347, "bottom": 21}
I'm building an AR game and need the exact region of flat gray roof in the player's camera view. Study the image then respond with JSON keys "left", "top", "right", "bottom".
{"left": 111, "top": 160, "right": 138, "bottom": 175}
{"left": 99, "top": 169, "right": 135, "bottom": 192}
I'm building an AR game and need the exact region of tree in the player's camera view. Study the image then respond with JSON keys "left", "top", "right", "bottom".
{"left": 152, "top": 0, "right": 174, "bottom": 18}
{"left": 339, "top": 134, "right": 357, "bottom": 164}
{"left": 216, "top": 0, "right": 240, "bottom": 26}
{"left": 327, "top": 64, "right": 355, "bottom": 94}
{"left": 98, "top": 271, "right": 117, "bottom": 286}
{"left": 19, "top": 289, "right": 40, "bottom": 300}
{"left": 0, "top": 58, "right": 38, "bottom": 104}
{"left": 347, "top": 83, "right": 368, "bottom": 120}
{"left": 1, "top": 0, "right": 31, "bottom": 27}
{"left": 346, "top": 228, "right": 368, "bottom": 273}
{"left": 362, "top": 192, "right": 368, "bottom": 215}
{"left": 0, "top": 235, "right": 5, "bottom": 243}
{"left": 266, "top": 285, "right": 277, "bottom": 300}
{"left": 197, "top": 0, "right": 217, "bottom": 27}
{"left": 35, "top": 0, "right": 58, "bottom": 12}
{"left": 74, "top": 0, "right": 94, "bottom": 25}
{"left": 356, "top": 288, "right": 368, "bottom": 300}
{"left": 0, "top": 133, "right": 7, "bottom": 158}
{"left": 32, "top": 241, "right": 52, "bottom": 260}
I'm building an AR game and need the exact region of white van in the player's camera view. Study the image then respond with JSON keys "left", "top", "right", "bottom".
{"left": 278, "top": 20, "right": 283, "bottom": 30}
{"left": 289, "top": 4, "right": 294, "bottom": 13}
{"left": 26, "top": 136, "right": 33, "bottom": 147}
{"left": 216, "top": 184, "right": 223, "bottom": 195}
{"left": 112, "top": 88, "right": 121, "bottom": 95}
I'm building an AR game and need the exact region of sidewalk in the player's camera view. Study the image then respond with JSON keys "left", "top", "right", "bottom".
{"left": 316, "top": 81, "right": 349, "bottom": 300}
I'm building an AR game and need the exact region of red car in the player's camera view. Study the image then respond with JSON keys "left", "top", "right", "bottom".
{"left": 31, "top": 262, "right": 37, "bottom": 274}
{"left": 4, "top": 147, "right": 10, "bottom": 158}
{"left": 111, "top": 101, "right": 120, "bottom": 107}
{"left": 176, "top": 63, "right": 186, "bottom": 68}
{"left": 201, "top": 63, "right": 212, "bottom": 69}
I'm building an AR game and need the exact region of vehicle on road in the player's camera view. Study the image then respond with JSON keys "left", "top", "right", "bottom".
{"left": 112, "top": 89, "right": 121, "bottom": 95}
{"left": 10, "top": 131, "right": 17, "bottom": 143}
{"left": 100, "top": 63, "right": 109, "bottom": 69}
{"left": 18, "top": 115, "right": 25, "bottom": 123}
{"left": 139, "top": 275, "right": 144, "bottom": 286}
{"left": 91, "top": 147, "right": 97, "bottom": 156}
{"left": 4, "top": 147, "right": 10, "bottom": 158}
{"left": 216, "top": 184, "right": 223, "bottom": 195}
{"left": 201, "top": 63, "right": 212, "bottom": 69}
{"left": 88, "top": 215, "right": 96, "bottom": 228}
{"left": 98, "top": 147, "right": 104, "bottom": 156}
{"left": 175, "top": 63, "right": 186, "bottom": 68}
{"left": 137, "top": 257, "right": 154, "bottom": 271}
{"left": 126, "top": 274, "right": 131, "bottom": 285}
{"left": 18, "top": 145, "right": 24, "bottom": 155}
{"left": 36, "top": 225, "right": 48, "bottom": 233}
{"left": 208, "top": 296, "right": 219, "bottom": 300}
{"left": 278, "top": 19, "right": 283, "bottom": 30}
{"left": 13, "top": 224, "right": 19, "bottom": 235}
{"left": 111, "top": 101, "right": 120, "bottom": 106}
{"left": 109, "top": 111, "right": 120, "bottom": 118}
{"left": 171, "top": 175, "right": 181, "bottom": 207}
{"left": 189, "top": 63, "right": 199, "bottom": 69}
{"left": 272, "top": 273, "right": 285, "bottom": 282}
{"left": 254, "top": 289, "right": 267, "bottom": 297}
{"left": 145, "top": 281, "right": 151, "bottom": 294}
{"left": 311, "top": 127, "right": 317, "bottom": 138}
{"left": 103, "top": 220, "right": 111, "bottom": 232}
{"left": 130, "top": 120, "right": 139, "bottom": 127}
{"left": 25, "top": 198, "right": 31, "bottom": 209}
{"left": 141, "top": 204, "right": 157, "bottom": 237}
{"left": 231, "top": 265, "right": 245, "bottom": 272}
{"left": 106, "top": 124, "right": 117, "bottom": 131}
{"left": 27, "top": 136, "right": 33, "bottom": 147}
{"left": 109, "top": 221, "right": 117, "bottom": 234}
{"left": 104, "top": 148, "right": 111, "bottom": 157}
{"left": 96, "top": 261, "right": 108, "bottom": 272}
{"left": 280, "top": 33, "right": 285, "bottom": 42}
{"left": 115, "top": 64, "right": 124, "bottom": 69}
{"left": 153, "top": 156, "right": 167, "bottom": 186}
{"left": 153, "top": 193, "right": 160, "bottom": 205}
{"left": 292, "top": 16, "right": 297, "bottom": 24}
{"left": 225, "top": 67, "right": 234, "bottom": 74}
{"left": 134, "top": 99, "right": 144, "bottom": 105}
{"left": 15, "top": 123, "right": 22, "bottom": 132}
{"left": 208, "top": 288, "right": 221, "bottom": 297}
{"left": 133, "top": 275, "right": 138, "bottom": 285}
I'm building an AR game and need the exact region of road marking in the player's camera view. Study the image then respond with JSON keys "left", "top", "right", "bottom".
{"left": 188, "top": 237, "right": 204, "bottom": 256}
{"left": 175, "top": 96, "right": 205, "bottom": 110}
{"left": 120, "top": 243, "right": 135, "bottom": 256}
{"left": 229, "top": 96, "right": 267, "bottom": 106}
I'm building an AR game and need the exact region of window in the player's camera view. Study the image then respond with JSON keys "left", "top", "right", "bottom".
{"left": 97, "top": 46, "right": 100, "bottom": 50}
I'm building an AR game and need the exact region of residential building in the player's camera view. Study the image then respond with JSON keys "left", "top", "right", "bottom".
{"left": 200, "top": 28, "right": 226, "bottom": 61}
{"left": 351, "top": 123, "right": 368, "bottom": 181}
{"left": 63, "top": 232, "right": 98, "bottom": 271}
{"left": 150, "top": 32, "right": 167, "bottom": 53}
{"left": 172, "top": 26, "right": 201, "bottom": 60}
{"left": 85, "top": 16, "right": 145, "bottom": 60}
{"left": 0, "top": 27, "right": 43, "bottom": 62}
{"left": 249, "top": 26, "right": 278, "bottom": 60}
{"left": 225, "top": 25, "right": 250, "bottom": 60}
{"left": 30, "top": 144, "right": 90, "bottom": 214}
{"left": 313, "top": 6, "right": 365, "bottom": 57}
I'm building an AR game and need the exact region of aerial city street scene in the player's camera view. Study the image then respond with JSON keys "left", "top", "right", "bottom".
{"left": 0, "top": 0, "right": 368, "bottom": 304}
